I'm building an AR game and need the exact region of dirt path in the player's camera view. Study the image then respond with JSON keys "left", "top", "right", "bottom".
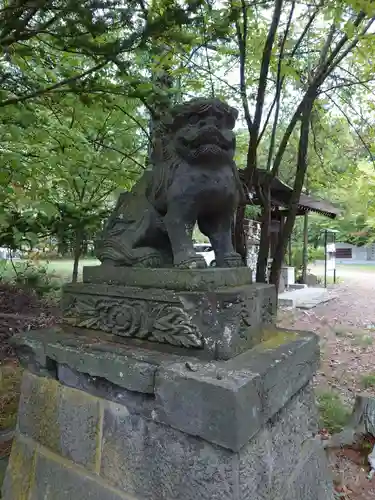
{"left": 278, "top": 270, "right": 375, "bottom": 499}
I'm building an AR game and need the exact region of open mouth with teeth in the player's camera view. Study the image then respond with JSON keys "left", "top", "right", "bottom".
{"left": 182, "top": 127, "right": 233, "bottom": 152}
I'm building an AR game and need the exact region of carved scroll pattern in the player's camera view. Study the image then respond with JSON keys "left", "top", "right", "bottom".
{"left": 63, "top": 295, "right": 204, "bottom": 348}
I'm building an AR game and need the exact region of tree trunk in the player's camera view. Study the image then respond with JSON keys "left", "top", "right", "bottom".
{"left": 301, "top": 211, "right": 309, "bottom": 283}
{"left": 270, "top": 93, "right": 316, "bottom": 288}
{"left": 288, "top": 236, "right": 292, "bottom": 266}
{"left": 256, "top": 184, "right": 271, "bottom": 283}
{"left": 234, "top": 205, "right": 247, "bottom": 264}
{"left": 72, "top": 228, "right": 83, "bottom": 283}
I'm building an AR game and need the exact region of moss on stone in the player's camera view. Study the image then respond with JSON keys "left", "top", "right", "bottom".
{"left": 0, "top": 364, "right": 23, "bottom": 431}
{"left": 1, "top": 435, "right": 35, "bottom": 500}
{"left": 33, "top": 376, "right": 61, "bottom": 451}
{"left": 257, "top": 329, "right": 299, "bottom": 350}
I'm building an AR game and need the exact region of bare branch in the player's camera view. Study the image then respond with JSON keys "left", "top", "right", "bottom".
{"left": 322, "top": 77, "right": 375, "bottom": 93}
{"left": 92, "top": 140, "right": 146, "bottom": 170}
{"left": 113, "top": 104, "right": 150, "bottom": 142}
{"left": 326, "top": 94, "right": 374, "bottom": 165}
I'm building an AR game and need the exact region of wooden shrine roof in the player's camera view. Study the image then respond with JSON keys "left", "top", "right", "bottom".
{"left": 239, "top": 169, "right": 341, "bottom": 219}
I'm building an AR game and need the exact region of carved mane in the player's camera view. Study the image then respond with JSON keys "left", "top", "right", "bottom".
{"left": 146, "top": 98, "right": 243, "bottom": 209}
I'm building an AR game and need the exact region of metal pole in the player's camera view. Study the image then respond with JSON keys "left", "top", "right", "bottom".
{"left": 333, "top": 232, "right": 336, "bottom": 284}
{"left": 324, "top": 230, "right": 327, "bottom": 288}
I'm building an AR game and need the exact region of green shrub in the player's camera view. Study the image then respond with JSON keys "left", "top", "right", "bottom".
{"left": 290, "top": 245, "right": 325, "bottom": 269}
{"left": 360, "top": 373, "right": 375, "bottom": 388}
{"left": 0, "top": 261, "right": 61, "bottom": 298}
{"left": 309, "top": 247, "right": 325, "bottom": 262}
{"left": 316, "top": 390, "right": 351, "bottom": 434}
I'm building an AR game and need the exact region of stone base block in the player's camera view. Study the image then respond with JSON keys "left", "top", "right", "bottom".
{"left": 4, "top": 327, "right": 334, "bottom": 500}
{"left": 3, "top": 374, "right": 333, "bottom": 500}
{"left": 61, "top": 266, "right": 276, "bottom": 360}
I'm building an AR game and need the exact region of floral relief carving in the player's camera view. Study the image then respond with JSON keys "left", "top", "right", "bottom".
{"left": 64, "top": 295, "right": 203, "bottom": 348}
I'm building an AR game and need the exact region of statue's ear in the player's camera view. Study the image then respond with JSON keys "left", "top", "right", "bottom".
{"left": 233, "top": 108, "right": 239, "bottom": 121}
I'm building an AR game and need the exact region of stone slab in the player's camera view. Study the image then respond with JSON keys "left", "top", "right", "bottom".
{"left": 83, "top": 265, "right": 252, "bottom": 290}
{"left": 288, "top": 284, "right": 307, "bottom": 290}
{"left": 12, "top": 327, "right": 320, "bottom": 452}
{"left": 12, "top": 327, "right": 184, "bottom": 394}
{"left": 154, "top": 329, "right": 319, "bottom": 451}
{"left": 61, "top": 281, "right": 277, "bottom": 360}
{"left": 278, "top": 287, "right": 335, "bottom": 309}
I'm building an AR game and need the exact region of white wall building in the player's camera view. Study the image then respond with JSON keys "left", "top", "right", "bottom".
{"left": 334, "top": 242, "right": 375, "bottom": 264}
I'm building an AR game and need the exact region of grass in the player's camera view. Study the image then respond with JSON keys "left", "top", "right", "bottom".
{"left": 338, "top": 264, "right": 375, "bottom": 272}
{"left": 316, "top": 389, "right": 351, "bottom": 434}
{"left": 0, "top": 258, "right": 100, "bottom": 282}
{"left": 311, "top": 263, "right": 375, "bottom": 274}
{"left": 0, "top": 364, "right": 23, "bottom": 431}
{"left": 351, "top": 334, "right": 374, "bottom": 347}
{"left": 360, "top": 373, "right": 375, "bottom": 389}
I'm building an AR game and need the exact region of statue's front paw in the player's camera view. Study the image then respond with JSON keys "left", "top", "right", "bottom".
{"left": 222, "top": 252, "right": 244, "bottom": 268}
{"left": 174, "top": 253, "right": 207, "bottom": 269}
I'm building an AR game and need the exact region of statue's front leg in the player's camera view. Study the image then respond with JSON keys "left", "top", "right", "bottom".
{"left": 163, "top": 204, "right": 207, "bottom": 269}
{"left": 198, "top": 214, "right": 243, "bottom": 268}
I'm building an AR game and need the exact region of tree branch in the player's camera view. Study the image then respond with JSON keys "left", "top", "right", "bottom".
{"left": 260, "top": 1, "right": 295, "bottom": 156}
{"left": 326, "top": 94, "right": 374, "bottom": 165}
{"left": 235, "top": 0, "right": 253, "bottom": 132}
{"left": 92, "top": 140, "right": 146, "bottom": 170}
{"left": 0, "top": 60, "right": 109, "bottom": 108}
{"left": 113, "top": 104, "right": 150, "bottom": 142}
{"left": 252, "top": 0, "right": 283, "bottom": 138}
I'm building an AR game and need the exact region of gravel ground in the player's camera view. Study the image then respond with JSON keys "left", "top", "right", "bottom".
{"left": 278, "top": 270, "right": 375, "bottom": 500}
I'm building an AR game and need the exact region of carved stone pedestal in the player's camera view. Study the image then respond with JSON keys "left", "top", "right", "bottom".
{"left": 3, "top": 267, "right": 334, "bottom": 500}
{"left": 5, "top": 331, "right": 334, "bottom": 500}
{"left": 61, "top": 266, "right": 276, "bottom": 360}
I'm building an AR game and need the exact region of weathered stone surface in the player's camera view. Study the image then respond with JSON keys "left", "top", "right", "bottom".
{"left": 18, "top": 370, "right": 61, "bottom": 451}
{"left": 283, "top": 440, "right": 334, "bottom": 500}
{"left": 101, "top": 402, "right": 235, "bottom": 500}
{"left": 29, "top": 452, "right": 130, "bottom": 500}
{"left": 95, "top": 98, "right": 244, "bottom": 270}
{"left": 5, "top": 367, "right": 333, "bottom": 500}
{"left": 228, "top": 329, "right": 320, "bottom": 422}
{"left": 61, "top": 281, "right": 277, "bottom": 359}
{"left": 1, "top": 433, "right": 36, "bottom": 500}
{"left": 57, "top": 364, "right": 155, "bottom": 421}
{"left": 18, "top": 371, "right": 100, "bottom": 470}
{"left": 238, "top": 385, "right": 322, "bottom": 499}
{"left": 58, "top": 382, "right": 101, "bottom": 470}
{"left": 154, "top": 363, "right": 262, "bottom": 451}
{"left": 12, "top": 327, "right": 319, "bottom": 453}
{"left": 12, "top": 327, "right": 182, "bottom": 394}
{"left": 154, "top": 330, "right": 319, "bottom": 451}
{"left": 83, "top": 266, "right": 252, "bottom": 290}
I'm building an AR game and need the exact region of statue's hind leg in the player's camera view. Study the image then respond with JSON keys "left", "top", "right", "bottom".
{"left": 198, "top": 214, "right": 243, "bottom": 268}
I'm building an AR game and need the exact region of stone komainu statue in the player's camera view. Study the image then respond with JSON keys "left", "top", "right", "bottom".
{"left": 95, "top": 98, "right": 245, "bottom": 269}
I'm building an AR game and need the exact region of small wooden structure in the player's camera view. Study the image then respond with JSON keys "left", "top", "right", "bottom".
{"left": 240, "top": 169, "right": 341, "bottom": 259}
